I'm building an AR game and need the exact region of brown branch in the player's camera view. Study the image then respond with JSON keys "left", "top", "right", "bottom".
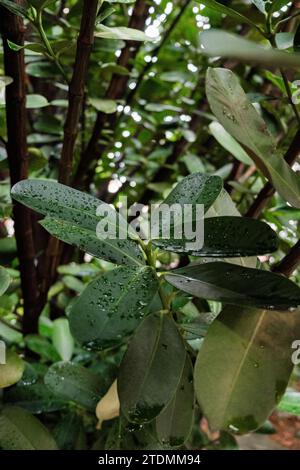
{"left": 0, "top": 3, "right": 39, "bottom": 334}
{"left": 272, "top": 239, "right": 300, "bottom": 277}
{"left": 72, "top": 0, "right": 150, "bottom": 189}
{"left": 125, "top": 0, "right": 192, "bottom": 107}
{"left": 245, "top": 128, "right": 300, "bottom": 218}
{"left": 41, "top": 0, "right": 99, "bottom": 298}
{"left": 59, "top": 0, "right": 98, "bottom": 185}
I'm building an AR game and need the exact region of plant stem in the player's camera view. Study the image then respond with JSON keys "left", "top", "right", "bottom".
{"left": 0, "top": 2, "right": 40, "bottom": 334}
{"left": 36, "top": 9, "right": 68, "bottom": 82}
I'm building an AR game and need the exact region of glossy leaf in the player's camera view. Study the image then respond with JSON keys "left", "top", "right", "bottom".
{"left": 4, "top": 382, "right": 66, "bottom": 413}
{"left": 194, "top": 305, "right": 300, "bottom": 433}
{"left": 209, "top": 122, "right": 252, "bottom": 166}
{"left": 69, "top": 265, "right": 159, "bottom": 350}
{"left": 156, "top": 355, "right": 194, "bottom": 448}
{"left": 163, "top": 173, "right": 223, "bottom": 212}
{"left": 0, "top": 265, "right": 10, "bottom": 295}
{"left": 44, "top": 362, "right": 102, "bottom": 410}
{"left": 165, "top": 262, "right": 300, "bottom": 310}
{"left": 201, "top": 30, "right": 300, "bottom": 69}
{"left": 52, "top": 318, "right": 74, "bottom": 361}
{"left": 0, "top": 406, "right": 57, "bottom": 449}
{"left": 0, "top": 0, "right": 28, "bottom": 18}
{"left": 11, "top": 179, "right": 144, "bottom": 266}
{"left": 0, "top": 350, "right": 25, "bottom": 389}
{"left": 153, "top": 216, "right": 278, "bottom": 257}
{"left": 206, "top": 67, "right": 300, "bottom": 208}
{"left": 118, "top": 312, "right": 186, "bottom": 423}
{"left": 53, "top": 413, "right": 85, "bottom": 450}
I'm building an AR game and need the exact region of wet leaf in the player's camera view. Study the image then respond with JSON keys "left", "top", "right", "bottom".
{"left": 0, "top": 406, "right": 57, "bottom": 449}
{"left": 194, "top": 305, "right": 300, "bottom": 433}
{"left": 44, "top": 361, "right": 102, "bottom": 411}
{"left": 118, "top": 312, "right": 186, "bottom": 423}
{"left": 156, "top": 355, "right": 194, "bottom": 448}
{"left": 69, "top": 266, "right": 159, "bottom": 350}
{"left": 153, "top": 216, "right": 278, "bottom": 257}
{"left": 209, "top": 121, "right": 252, "bottom": 165}
{"left": 4, "top": 382, "right": 66, "bottom": 413}
{"left": 165, "top": 262, "right": 300, "bottom": 310}
{"left": 11, "top": 180, "right": 144, "bottom": 266}
{"left": 52, "top": 318, "right": 74, "bottom": 361}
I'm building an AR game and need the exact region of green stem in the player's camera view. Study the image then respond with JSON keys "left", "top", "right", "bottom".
{"left": 36, "top": 10, "right": 68, "bottom": 83}
{"left": 139, "top": 239, "right": 171, "bottom": 312}
{"left": 269, "top": 35, "right": 300, "bottom": 125}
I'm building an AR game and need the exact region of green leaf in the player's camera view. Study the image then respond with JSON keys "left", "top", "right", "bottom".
{"left": 197, "top": 0, "right": 259, "bottom": 28}
{"left": 206, "top": 67, "right": 300, "bottom": 208}
{"left": 52, "top": 318, "right": 74, "bottom": 361}
{"left": 26, "top": 94, "right": 49, "bottom": 109}
{"left": 69, "top": 265, "right": 159, "bottom": 350}
{"left": 0, "top": 0, "right": 29, "bottom": 18}
{"left": 153, "top": 216, "right": 278, "bottom": 257}
{"left": 0, "top": 350, "right": 25, "bottom": 389}
{"left": 194, "top": 305, "right": 300, "bottom": 433}
{"left": 118, "top": 312, "right": 186, "bottom": 423}
{"left": 209, "top": 122, "right": 252, "bottom": 165}
{"left": 11, "top": 179, "right": 145, "bottom": 266}
{"left": 251, "top": 0, "right": 267, "bottom": 14}
{"left": 89, "top": 97, "right": 117, "bottom": 114}
{"left": 156, "top": 355, "right": 194, "bottom": 448}
{"left": 162, "top": 173, "right": 222, "bottom": 212}
{"left": 53, "top": 413, "right": 85, "bottom": 450}
{"left": 269, "top": 0, "right": 289, "bottom": 14}
{"left": 7, "top": 40, "right": 45, "bottom": 54}
{"left": 201, "top": 30, "right": 300, "bottom": 69}
{"left": 4, "top": 382, "right": 66, "bottom": 413}
{"left": 277, "top": 389, "right": 300, "bottom": 415}
{"left": 25, "top": 335, "right": 60, "bottom": 362}
{"left": 95, "top": 25, "right": 152, "bottom": 41}
{"left": 165, "top": 262, "right": 300, "bottom": 310}
{"left": 0, "top": 406, "right": 57, "bottom": 449}
{"left": 0, "top": 265, "right": 10, "bottom": 295}
{"left": 44, "top": 362, "right": 102, "bottom": 410}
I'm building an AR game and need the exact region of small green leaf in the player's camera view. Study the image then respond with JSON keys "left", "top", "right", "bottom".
{"left": 194, "top": 305, "right": 300, "bottom": 433}
{"left": 89, "top": 97, "right": 117, "bottom": 114}
{"left": 4, "top": 382, "right": 66, "bottom": 413}
{"left": 7, "top": 40, "right": 45, "bottom": 54}
{"left": 165, "top": 262, "right": 300, "bottom": 310}
{"left": 0, "top": 406, "right": 57, "bottom": 449}
{"left": 95, "top": 25, "right": 152, "bottom": 41}
{"left": 0, "top": 265, "right": 10, "bottom": 295}
{"left": 118, "top": 312, "right": 186, "bottom": 423}
{"left": 52, "top": 318, "right": 74, "bottom": 361}
{"left": 69, "top": 265, "right": 159, "bottom": 350}
{"left": 156, "top": 355, "right": 194, "bottom": 448}
{"left": 44, "top": 362, "right": 102, "bottom": 410}
{"left": 26, "top": 94, "right": 49, "bottom": 109}
{"left": 0, "top": 350, "right": 25, "bottom": 389}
